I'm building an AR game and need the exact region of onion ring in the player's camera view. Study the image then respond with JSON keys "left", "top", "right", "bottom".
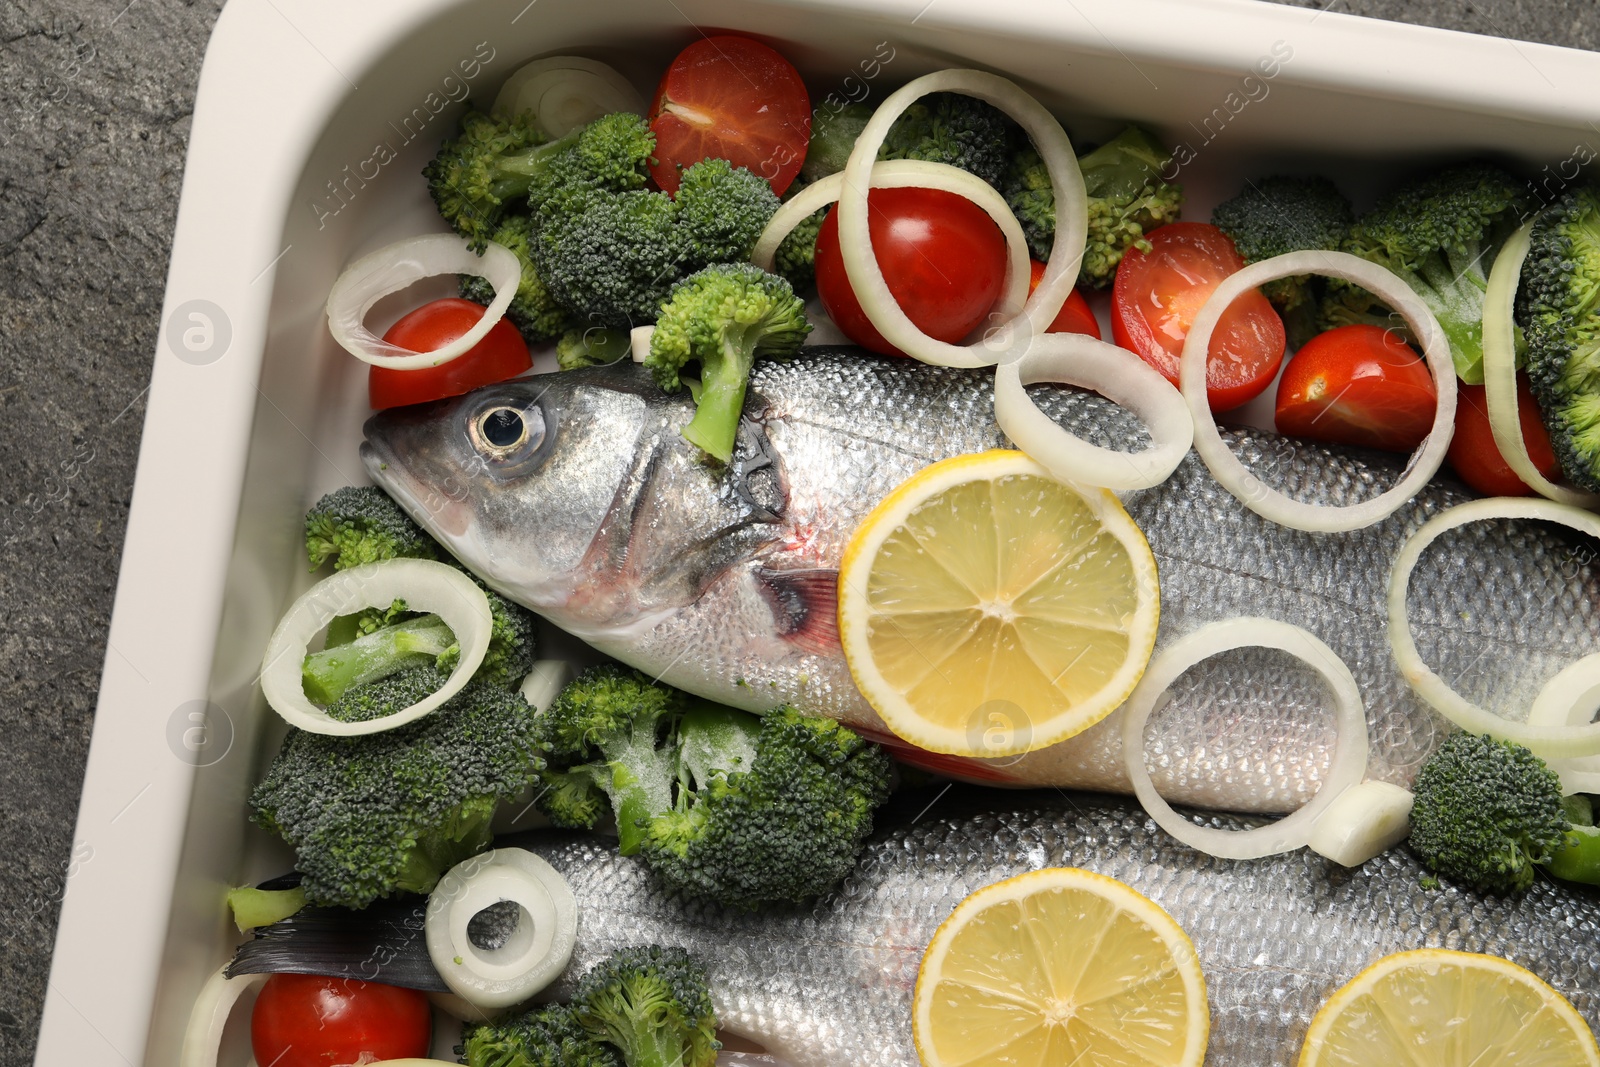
{"left": 1181, "top": 251, "right": 1457, "bottom": 532}
{"left": 326, "top": 234, "right": 520, "bottom": 368}
{"left": 1387, "top": 496, "right": 1600, "bottom": 758}
{"left": 834, "top": 69, "right": 1086, "bottom": 367}
{"left": 491, "top": 56, "right": 645, "bottom": 136}
{"left": 1482, "top": 221, "right": 1600, "bottom": 507}
{"left": 260, "top": 559, "right": 491, "bottom": 736}
{"left": 1527, "top": 655, "right": 1600, "bottom": 794}
{"left": 1122, "top": 618, "right": 1369, "bottom": 860}
{"left": 180, "top": 966, "right": 266, "bottom": 1067}
{"left": 993, "top": 332, "right": 1193, "bottom": 491}
{"left": 425, "top": 848, "right": 577, "bottom": 1010}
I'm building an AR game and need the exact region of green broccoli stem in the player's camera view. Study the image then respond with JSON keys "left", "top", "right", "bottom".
{"left": 301, "top": 614, "right": 456, "bottom": 705}
{"left": 609, "top": 761, "right": 664, "bottom": 856}
{"left": 1544, "top": 824, "right": 1600, "bottom": 885}
{"left": 604, "top": 1003, "right": 688, "bottom": 1067}
{"left": 487, "top": 127, "right": 584, "bottom": 200}
{"left": 681, "top": 330, "right": 758, "bottom": 463}
{"left": 225, "top": 886, "right": 307, "bottom": 931}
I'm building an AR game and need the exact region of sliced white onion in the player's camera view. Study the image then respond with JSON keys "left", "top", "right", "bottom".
{"left": 631, "top": 324, "right": 655, "bottom": 363}
{"left": 993, "top": 332, "right": 1193, "bottom": 491}
{"left": 179, "top": 965, "right": 265, "bottom": 1067}
{"left": 835, "top": 69, "right": 1086, "bottom": 367}
{"left": 1482, "top": 221, "right": 1600, "bottom": 507}
{"left": 1122, "top": 618, "right": 1370, "bottom": 860}
{"left": 327, "top": 234, "right": 520, "bottom": 368}
{"left": 425, "top": 848, "right": 577, "bottom": 1010}
{"left": 1305, "top": 780, "right": 1414, "bottom": 867}
{"left": 260, "top": 559, "right": 491, "bottom": 736}
{"left": 751, "top": 160, "right": 1033, "bottom": 338}
{"left": 1527, "top": 654, "right": 1600, "bottom": 794}
{"left": 1387, "top": 496, "right": 1600, "bottom": 758}
{"left": 491, "top": 56, "right": 646, "bottom": 137}
{"left": 1181, "top": 251, "right": 1457, "bottom": 532}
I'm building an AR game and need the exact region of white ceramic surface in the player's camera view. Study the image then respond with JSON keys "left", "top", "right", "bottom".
{"left": 36, "top": 0, "right": 1600, "bottom": 1063}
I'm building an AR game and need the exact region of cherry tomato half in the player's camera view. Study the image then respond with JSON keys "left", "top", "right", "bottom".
{"left": 1447, "top": 376, "right": 1561, "bottom": 497}
{"left": 369, "top": 298, "right": 531, "bottom": 410}
{"left": 1111, "top": 222, "right": 1286, "bottom": 412}
{"left": 251, "top": 974, "right": 431, "bottom": 1067}
{"left": 648, "top": 36, "right": 811, "bottom": 197}
{"left": 1274, "top": 324, "right": 1437, "bottom": 452}
{"left": 1027, "top": 259, "right": 1101, "bottom": 339}
{"left": 814, "top": 186, "right": 1008, "bottom": 357}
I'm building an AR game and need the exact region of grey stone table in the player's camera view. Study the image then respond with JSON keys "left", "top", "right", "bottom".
{"left": 0, "top": 0, "right": 1595, "bottom": 1063}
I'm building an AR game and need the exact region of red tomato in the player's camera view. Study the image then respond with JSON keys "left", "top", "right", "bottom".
{"left": 1027, "top": 259, "right": 1101, "bottom": 339}
{"left": 251, "top": 974, "right": 431, "bottom": 1067}
{"left": 1274, "top": 325, "right": 1438, "bottom": 452}
{"left": 1111, "top": 222, "right": 1286, "bottom": 412}
{"left": 1447, "top": 377, "right": 1561, "bottom": 497}
{"left": 369, "top": 298, "right": 530, "bottom": 410}
{"left": 648, "top": 36, "right": 811, "bottom": 197}
{"left": 814, "top": 187, "right": 1008, "bottom": 357}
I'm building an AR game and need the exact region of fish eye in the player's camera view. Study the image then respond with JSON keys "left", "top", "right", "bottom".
{"left": 470, "top": 403, "right": 545, "bottom": 461}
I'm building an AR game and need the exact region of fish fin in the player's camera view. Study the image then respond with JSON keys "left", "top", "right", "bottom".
{"left": 756, "top": 567, "right": 842, "bottom": 656}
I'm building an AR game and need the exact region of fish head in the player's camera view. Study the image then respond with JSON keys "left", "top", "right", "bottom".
{"left": 359, "top": 368, "right": 657, "bottom": 612}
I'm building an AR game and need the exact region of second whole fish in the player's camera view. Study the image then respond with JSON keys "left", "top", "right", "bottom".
{"left": 231, "top": 789, "right": 1600, "bottom": 1066}
{"left": 360, "top": 348, "right": 1600, "bottom": 813}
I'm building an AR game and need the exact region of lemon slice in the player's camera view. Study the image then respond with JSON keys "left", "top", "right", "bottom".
{"left": 838, "top": 449, "right": 1159, "bottom": 756}
{"left": 1299, "top": 949, "right": 1599, "bottom": 1067}
{"left": 914, "top": 868, "right": 1209, "bottom": 1067}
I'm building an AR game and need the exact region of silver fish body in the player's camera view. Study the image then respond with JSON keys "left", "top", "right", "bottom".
{"left": 529, "top": 789, "right": 1600, "bottom": 1067}
{"left": 361, "top": 349, "right": 1600, "bottom": 813}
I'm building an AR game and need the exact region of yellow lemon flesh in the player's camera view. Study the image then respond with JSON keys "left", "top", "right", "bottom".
{"left": 914, "top": 867, "right": 1209, "bottom": 1067}
{"left": 1298, "top": 948, "right": 1599, "bottom": 1067}
{"left": 838, "top": 450, "right": 1159, "bottom": 756}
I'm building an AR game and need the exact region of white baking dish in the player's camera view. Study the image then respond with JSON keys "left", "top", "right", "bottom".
{"left": 36, "top": 0, "right": 1600, "bottom": 1062}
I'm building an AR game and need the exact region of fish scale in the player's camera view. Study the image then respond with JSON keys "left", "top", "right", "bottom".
{"left": 520, "top": 790, "right": 1600, "bottom": 1067}
{"left": 362, "top": 348, "right": 1600, "bottom": 813}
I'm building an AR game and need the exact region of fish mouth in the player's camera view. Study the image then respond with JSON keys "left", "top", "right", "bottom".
{"left": 358, "top": 425, "right": 473, "bottom": 548}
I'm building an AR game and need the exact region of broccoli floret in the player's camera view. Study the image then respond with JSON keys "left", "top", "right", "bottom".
{"left": 674, "top": 157, "right": 781, "bottom": 266}
{"left": 305, "top": 486, "right": 440, "bottom": 571}
{"left": 460, "top": 214, "right": 569, "bottom": 343}
{"left": 647, "top": 263, "right": 811, "bottom": 462}
{"left": 574, "top": 946, "right": 720, "bottom": 1067}
{"left": 1341, "top": 162, "right": 1529, "bottom": 383}
{"left": 525, "top": 114, "right": 779, "bottom": 331}
{"left": 534, "top": 186, "right": 688, "bottom": 332}
{"left": 642, "top": 706, "right": 893, "bottom": 910}
{"left": 1212, "top": 175, "right": 1353, "bottom": 313}
{"left": 424, "top": 109, "right": 581, "bottom": 250}
{"left": 801, "top": 103, "right": 873, "bottom": 182}
{"left": 529, "top": 110, "right": 658, "bottom": 201}
{"left": 1007, "top": 125, "right": 1185, "bottom": 287}
{"left": 250, "top": 677, "right": 541, "bottom": 909}
{"left": 557, "top": 327, "right": 633, "bottom": 370}
{"left": 774, "top": 207, "right": 825, "bottom": 291}
{"left": 532, "top": 665, "right": 689, "bottom": 854}
{"left": 537, "top": 669, "right": 889, "bottom": 908}
{"left": 460, "top": 1002, "right": 621, "bottom": 1067}
{"left": 878, "top": 92, "right": 1022, "bottom": 191}
{"left": 1408, "top": 732, "right": 1569, "bottom": 895}
{"left": 1517, "top": 186, "right": 1600, "bottom": 490}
